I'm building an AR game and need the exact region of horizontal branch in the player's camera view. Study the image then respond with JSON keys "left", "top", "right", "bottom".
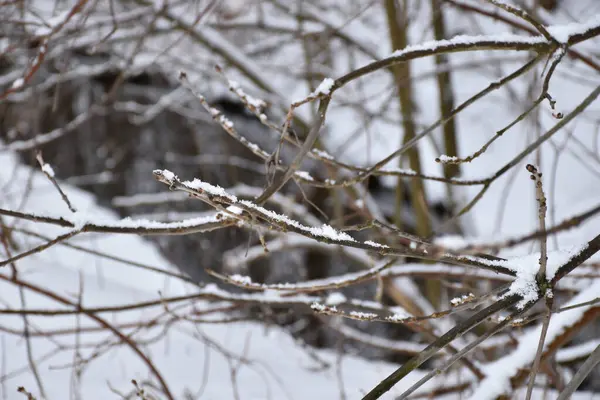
{"left": 153, "top": 169, "right": 516, "bottom": 276}
{"left": 336, "top": 16, "right": 600, "bottom": 91}
{"left": 0, "top": 207, "right": 234, "bottom": 236}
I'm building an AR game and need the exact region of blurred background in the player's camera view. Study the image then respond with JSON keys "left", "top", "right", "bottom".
{"left": 1, "top": 0, "right": 600, "bottom": 398}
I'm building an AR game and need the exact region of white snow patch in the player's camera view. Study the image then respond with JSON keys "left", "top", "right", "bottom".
{"left": 364, "top": 240, "right": 389, "bottom": 249}
{"left": 379, "top": 166, "right": 417, "bottom": 176}
{"left": 183, "top": 178, "right": 238, "bottom": 201}
{"left": 41, "top": 163, "right": 55, "bottom": 177}
{"left": 390, "top": 33, "right": 546, "bottom": 60}
{"left": 386, "top": 312, "right": 410, "bottom": 322}
{"left": 230, "top": 274, "right": 252, "bottom": 285}
{"left": 488, "top": 246, "right": 587, "bottom": 308}
{"left": 326, "top": 292, "right": 347, "bottom": 306}
{"left": 240, "top": 199, "right": 356, "bottom": 242}
{"left": 158, "top": 169, "right": 176, "bottom": 182}
{"left": 312, "top": 77, "right": 335, "bottom": 96}
{"left": 294, "top": 170, "right": 314, "bottom": 181}
{"left": 437, "top": 154, "right": 458, "bottom": 163}
{"left": 11, "top": 78, "right": 24, "bottom": 89}
{"left": 225, "top": 205, "right": 244, "bottom": 215}
{"left": 311, "top": 302, "right": 329, "bottom": 312}
{"left": 450, "top": 293, "right": 474, "bottom": 306}
{"left": 547, "top": 14, "right": 600, "bottom": 43}
{"left": 312, "top": 148, "right": 335, "bottom": 160}
{"left": 349, "top": 311, "right": 377, "bottom": 319}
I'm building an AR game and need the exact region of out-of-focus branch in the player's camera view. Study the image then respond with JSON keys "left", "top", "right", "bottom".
{"left": 557, "top": 343, "right": 600, "bottom": 400}
{"left": 431, "top": 0, "right": 460, "bottom": 181}
{"left": 363, "top": 294, "right": 523, "bottom": 400}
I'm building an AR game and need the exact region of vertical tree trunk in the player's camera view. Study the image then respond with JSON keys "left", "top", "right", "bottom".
{"left": 385, "top": 0, "right": 438, "bottom": 306}
{"left": 431, "top": 0, "right": 460, "bottom": 181}
{"left": 384, "top": 0, "right": 432, "bottom": 238}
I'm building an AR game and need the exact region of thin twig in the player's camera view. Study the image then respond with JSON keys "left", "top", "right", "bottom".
{"left": 485, "top": 0, "right": 555, "bottom": 42}
{"left": 35, "top": 152, "right": 77, "bottom": 213}
{"left": 525, "top": 293, "right": 553, "bottom": 400}
{"left": 362, "top": 294, "right": 521, "bottom": 399}
{"left": 526, "top": 164, "right": 553, "bottom": 400}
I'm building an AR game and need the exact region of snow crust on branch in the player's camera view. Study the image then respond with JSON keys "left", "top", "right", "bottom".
{"left": 311, "top": 77, "right": 335, "bottom": 96}
{"left": 501, "top": 246, "right": 587, "bottom": 308}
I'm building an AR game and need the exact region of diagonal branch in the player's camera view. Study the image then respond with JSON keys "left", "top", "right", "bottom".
{"left": 362, "top": 294, "right": 522, "bottom": 400}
